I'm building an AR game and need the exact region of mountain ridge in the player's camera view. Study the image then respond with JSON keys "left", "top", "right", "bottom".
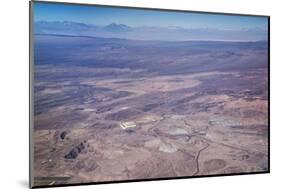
{"left": 34, "top": 20, "right": 268, "bottom": 41}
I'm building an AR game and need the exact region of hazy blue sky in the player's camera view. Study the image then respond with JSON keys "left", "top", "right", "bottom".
{"left": 34, "top": 2, "right": 268, "bottom": 29}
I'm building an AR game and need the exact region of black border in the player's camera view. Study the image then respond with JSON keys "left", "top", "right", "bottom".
{"left": 29, "top": 1, "right": 270, "bottom": 188}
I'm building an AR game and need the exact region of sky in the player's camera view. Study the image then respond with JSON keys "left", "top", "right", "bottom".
{"left": 33, "top": 2, "right": 268, "bottom": 41}
{"left": 34, "top": 2, "right": 268, "bottom": 29}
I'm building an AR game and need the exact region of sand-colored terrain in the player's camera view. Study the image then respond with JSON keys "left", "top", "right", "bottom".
{"left": 32, "top": 36, "right": 268, "bottom": 186}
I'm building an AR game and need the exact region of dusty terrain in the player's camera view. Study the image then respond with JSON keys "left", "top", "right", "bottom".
{"left": 32, "top": 35, "right": 268, "bottom": 186}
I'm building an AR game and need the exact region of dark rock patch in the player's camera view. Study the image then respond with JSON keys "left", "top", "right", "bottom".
{"left": 64, "top": 142, "right": 85, "bottom": 159}
{"left": 60, "top": 131, "right": 67, "bottom": 140}
{"left": 241, "top": 154, "right": 250, "bottom": 160}
{"left": 142, "top": 103, "right": 162, "bottom": 112}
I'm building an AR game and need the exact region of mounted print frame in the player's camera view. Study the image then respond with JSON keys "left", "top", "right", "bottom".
{"left": 29, "top": 1, "right": 270, "bottom": 188}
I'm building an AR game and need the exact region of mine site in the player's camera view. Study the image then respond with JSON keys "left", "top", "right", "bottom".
{"left": 32, "top": 34, "right": 268, "bottom": 186}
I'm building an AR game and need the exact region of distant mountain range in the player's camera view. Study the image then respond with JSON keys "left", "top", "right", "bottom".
{"left": 34, "top": 21, "right": 268, "bottom": 41}
{"left": 35, "top": 21, "right": 132, "bottom": 33}
{"left": 104, "top": 23, "right": 132, "bottom": 33}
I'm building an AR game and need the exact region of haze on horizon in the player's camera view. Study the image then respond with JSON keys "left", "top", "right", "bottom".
{"left": 34, "top": 2, "right": 268, "bottom": 41}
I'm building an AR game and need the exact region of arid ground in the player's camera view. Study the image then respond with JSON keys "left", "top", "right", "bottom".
{"left": 32, "top": 35, "right": 268, "bottom": 186}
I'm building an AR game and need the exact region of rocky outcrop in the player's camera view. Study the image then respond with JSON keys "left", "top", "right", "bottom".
{"left": 60, "top": 131, "right": 67, "bottom": 140}
{"left": 64, "top": 142, "right": 85, "bottom": 159}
